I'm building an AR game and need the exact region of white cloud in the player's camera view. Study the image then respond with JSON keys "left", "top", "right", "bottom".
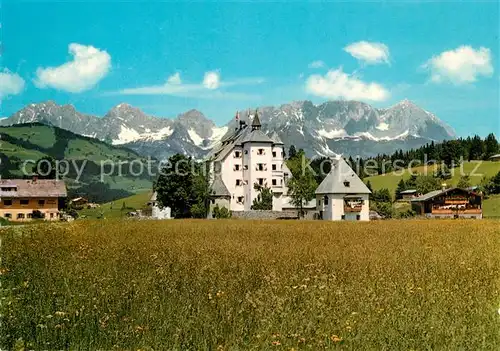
{"left": 423, "top": 46, "right": 493, "bottom": 84}
{"left": 344, "top": 41, "right": 390, "bottom": 65}
{"left": 0, "top": 69, "right": 25, "bottom": 98}
{"left": 167, "top": 72, "right": 182, "bottom": 85}
{"left": 116, "top": 71, "right": 263, "bottom": 100}
{"left": 202, "top": 71, "right": 220, "bottom": 89}
{"left": 308, "top": 60, "right": 325, "bottom": 69}
{"left": 35, "top": 43, "right": 111, "bottom": 92}
{"left": 305, "top": 67, "right": 390, "bottom": 101}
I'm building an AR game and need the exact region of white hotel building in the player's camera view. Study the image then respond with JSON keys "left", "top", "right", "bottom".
{"left": 207, "top": 111, "right": 290, "bottom": 212}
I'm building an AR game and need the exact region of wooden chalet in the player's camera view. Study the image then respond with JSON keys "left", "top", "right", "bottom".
{"left": 410, "top": 187, "right": 482, "bottom": 219}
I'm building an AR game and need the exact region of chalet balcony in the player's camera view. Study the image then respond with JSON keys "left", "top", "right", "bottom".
{"left": 344, "top": 205, "right": 363, "bottom": 213}
{"left": 431, "top": 208, "right": 482, "bottom": 215}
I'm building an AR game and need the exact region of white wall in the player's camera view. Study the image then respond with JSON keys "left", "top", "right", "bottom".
{"left": 152, "top": 203, "right": 171, "bottom": 219}
{"left": 316, "top": 193, "right": 369, "bottom": 221}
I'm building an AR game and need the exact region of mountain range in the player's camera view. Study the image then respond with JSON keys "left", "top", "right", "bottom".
{"left": 1, "top": 99, "right": 456, "bottom": 159}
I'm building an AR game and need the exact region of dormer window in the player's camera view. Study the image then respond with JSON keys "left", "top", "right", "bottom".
{"left": 343, "top": 181, "right": 350, "bottom": 187}
{"left": 257, "top": 149, "right": 264, "bottom": 155}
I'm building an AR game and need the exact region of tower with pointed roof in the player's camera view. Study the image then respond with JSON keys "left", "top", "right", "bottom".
{"left": 315, "top": 158, "right": 371, "bottom": 221}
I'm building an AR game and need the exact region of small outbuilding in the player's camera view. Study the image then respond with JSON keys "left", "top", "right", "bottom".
{"left": 399, "top": 189, "right": 421, "bottom": 201}
{"left": 148, "top": 192, "right": 171, "bottom": 219}
{"left": 315, "top": 158, "right": 371, "bottom": 221}
{"left": 208, "top": 174, "right": 232, "bottom": 218}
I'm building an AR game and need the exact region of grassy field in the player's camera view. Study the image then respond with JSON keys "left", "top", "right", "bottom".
{"left": 78, "top": 191, "right": 152, "bottom": 219}
{"left": 366, "top": 161, "right": 500, "bottom": 196}
{"left": 2, "top": 220, "right": 499, "bottom": 350}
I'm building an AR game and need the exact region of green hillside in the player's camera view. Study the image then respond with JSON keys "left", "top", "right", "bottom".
{"left": 79, "top": 191, "right": 153, "bottom": 219}
{"left": 0, "top": 123, "right": 153, "bottom": 202}
{"left": 366, "top": 161, "right": 500, "bottom": 196}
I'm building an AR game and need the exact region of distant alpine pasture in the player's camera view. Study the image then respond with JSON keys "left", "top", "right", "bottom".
{"left": 0, "top": 123, "right": 153, "bottom": 203}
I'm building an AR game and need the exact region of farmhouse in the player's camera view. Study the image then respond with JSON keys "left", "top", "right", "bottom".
{"left": 489, "top": 153, "right": 500, "bottom": 161}
{"left": 0, "top": 178, "right": 67, "bottom": 221}
{"left": 399, "top": 189, "right": 421, "bottom": 201}
{"left": 315, "top": 158, "right": 371, "bottom": 221}
{"left": 410, "top": 187, "right": 482, "bottom": 219}
{"left": 207, "top": 111, "right": 289, "bottom": 212}
{"left": 69, "top": 197, "right": 88, "bottom": 209}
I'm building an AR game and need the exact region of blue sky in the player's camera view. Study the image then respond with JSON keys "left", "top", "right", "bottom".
{"left": 1, "top": 1, "right": 499, "bottom": 137}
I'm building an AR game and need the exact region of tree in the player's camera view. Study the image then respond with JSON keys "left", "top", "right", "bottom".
{"left": 468, "top": 135, "right": 484, "bottom": 160}
{"left": 251, "top": 184, "right": 273, "bottom": 210}
{"left": 489, "top": 171, "right": 500, "bottom": 194}
{"left": 286, "top": 151, "right": 317, "bottom": 217}
{"left": 484, "top": 133, "right": 499, "bottom": 158}
{"left": 155, "top": 154, "right": 197, "bottom": 218}
{"left": 213, "top": 204, "right": 231, "bottom": 219}
{"left": 416, "top": 175, "right": 442, "bottom": 194}
{"left": 372, "top": 188, "right": 392, "bottom": 203}
{"left": 395, "top": 179, "right": 407, "bottom": 200}
{"left": 365, "top": 180, "right": 373, "bottom": 193}
{"left": 288, "top": 145, "right": 297, "bottom": 159}
{"left": 457, "top": 174, "right": 471, "bottom": 189}
{"left": 372, "top": 202, "right": 394, "bottom": 219}
{"left": 434, "top": 163, "right": 451, "bottom": 180}
{"left": 35, "top": 157, "right": 57, "bottom": 179}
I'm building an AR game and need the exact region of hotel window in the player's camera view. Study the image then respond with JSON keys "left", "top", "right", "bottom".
{"left": 356, "top": 215, "right": 361, "bottom": 221}
{"left": 272, "top": 179, "right": 277, "bottom": 186}
{"left": 257, "top": 148, "right": 264, "bottom": 155}
{"left": 244, "top": 150, "right": 248, "bottom": 154}
{"left": 234, "top": 151, "right": 241, "bottom": 158}
{"left": 4, "top": 213, "right": 11, "bottom": 219}
{"left": 343, "top": 181, "right": 350, "bottom": 187}
{"left": 3, "top": 199, "right": 12, "bottom": 206}
{"left": 27, "top": 213, "right": 33, "bottom": 219}
{"left": 272, "top": 164, "right": 277, "bottom": 171}
{"left": 257, "top": 163, "right": 265, "bottom": 171}
{"left": 341, "top": 215, "right": 346, "bottom": 220}
{"left": 234, "top": 164, "right": 240, "bottom": 171}
{"left": 17, "top": 213, "right": 25, "bottom": 219}
{"left": 236, "top": 179, "right": 242, "bottom": 186}
{"left": 20, "top": 199, "right": 29, "bottom": 205}
{"left": 38, "top": 199, "right": 45, "bottom": 206}
{"left": 237, "top": 196, "right": 244, "bottom": 204}
{"left": 272, "top": 151, "right": 277, "bottom": 158}
{"left": 258, "top": 178, "right": 265, "bottom": 186}
{"left": 50, "top": 213, "right": 54, "bottom": 218}
{"left": 244, "top": 165, "right": 249, "bottom": 170}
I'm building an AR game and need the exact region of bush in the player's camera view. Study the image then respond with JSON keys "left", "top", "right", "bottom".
{"left": 213, "top": 204, "right": 231, "bottom": 219}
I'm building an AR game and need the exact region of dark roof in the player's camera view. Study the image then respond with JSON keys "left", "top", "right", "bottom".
{"left": 315, "top": 158, "right": 371, "bottom": 195}
{"left": 241, "top": 129, "right": 274, "bottom": 144}
{"left": 410, "top": 187, "right": 476, "bottom": 202}
{"left": 0, "top": 179, "right": 67, "bottom": 198}
{"left": 268, "top": 131, "right": 284, "bottom": 145}
{"left": 400, "top": 189, "right": 418, "bottom": 194}
{"left": 251, "top": 110, "right": 261, "bottom": 128}
{"left": 211, "top": 175, "right": 231, "bottom": 197}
